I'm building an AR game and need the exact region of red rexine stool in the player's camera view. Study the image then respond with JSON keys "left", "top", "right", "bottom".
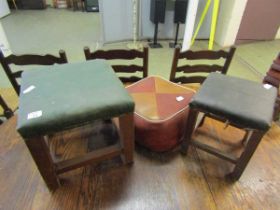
{"left": 126, "top": 76, "right": 195, "bottom": 152}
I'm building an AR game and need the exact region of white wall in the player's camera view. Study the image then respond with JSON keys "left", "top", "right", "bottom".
{"left": 0, "top": 22, "right": 12, "bottom": 87}
{"left": 0, "top": 22, "right": 11, "bottom": 56}
{"left": 0, "top": 0, "right": 10, "bottom": 18}
{"left": 275, "top": 27, "right": 280, "bottom": 39}
{"left": 215, "top": 0, "right": 248, "bottom": 47}
{"left": 99, "top": 0, "right": 133, "bottom": 43}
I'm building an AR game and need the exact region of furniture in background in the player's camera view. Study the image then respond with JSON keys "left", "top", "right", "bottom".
{"left": 182, "top": 73, "right": 277, "bottom": 180}
{"left": 0, "top": 50, "right": 67, "bottom": 96}
{"left": 71, "top": 0, "right": 84, "bottom": 11}
{"left": 84, "top": 46, "right": 149, "bottom": 83}
{"left": 16, "top": 0, "right": 46, "bottom": 9}
{"left": 263, "top": 52, "right": 280, "bottom": 121}
{"left": 169, "top": 46, "right": 236, "bottom": 85}
{"left": 85, "top": 0, "right": 98, "bottom": 12}
{"left": 126, "top": 76, "right": 195, "bottom": 152}
{"left": 0, "top": 95, "right": 13, "bottom": 125}
{"left": 16, "top": 60, "right": 135, "bottom": 191}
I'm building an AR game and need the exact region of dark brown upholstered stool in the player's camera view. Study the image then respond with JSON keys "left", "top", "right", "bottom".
{"left": 127, "top": 76, "right": 195, "bottom": 152}
{"left": 17, "top": 60, "right": 135, "bottom": 191}
{"left": 182, "top": 73, "right": 277, "bottom": 180}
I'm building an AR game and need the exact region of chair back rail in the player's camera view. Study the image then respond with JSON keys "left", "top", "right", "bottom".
{"left": 0, "top": 50, "right": 68, "bottom": 95}
{"left": 84, "top": 46, "right": 149, "bottom": 83}
{"left": 170, "top": 46, "right": 236, "bottom": 83}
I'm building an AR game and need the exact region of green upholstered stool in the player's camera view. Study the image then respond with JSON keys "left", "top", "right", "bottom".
{"left": 17, "top": 60, "right": 135, "bottom": 191}
{"left": 182, "top": 73, "right": 277, "bottom": 180}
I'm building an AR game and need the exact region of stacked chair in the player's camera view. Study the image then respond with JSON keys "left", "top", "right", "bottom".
{"left": 263, "top": 52, "right": 280, "bottom": 120}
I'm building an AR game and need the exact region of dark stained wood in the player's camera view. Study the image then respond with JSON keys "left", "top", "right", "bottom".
{"left": 112, "top": 65, "right": 143, "bottom": 73}
{"left": 21, "top": 112, "right": 134, "bottom": 191}
{"left": 1, "top": 116, "right": 280, "bottom": 209}
{"left": 169, "top": 46, "right": 236, "bottom": 83}
{"left": 56, "top": 144, "right": 122, "bottom": 174}
{"left": 0, "top": 95, "right": 14, "bottom": 124}
{"left": 86, "top": 49, "right": 145, "bottom": 60}
{"left": 0, "top": 50, "right": 68, "bottom": 96}
{"left": 177, "top": 64, "right": 223, "bottom": 73}
{"left": 4, "top": 50, "right": 67, "bottom": 65}
{"left": 182, "top": 106, "right": 271, "bottom": 181}
{"left": 119, "top": 113, "right": 134, "bottom": 164}
{"left": 173, "top": 76, "right": 206, "bottom": 84}
{"left": 84, "top": 46, "right": 149, "bottom": 83}
{"left": 24, "top": 136, "right": 61, "bottom": 191}
{"left": 191, "top": 140, "right": 238, "bottom": 164}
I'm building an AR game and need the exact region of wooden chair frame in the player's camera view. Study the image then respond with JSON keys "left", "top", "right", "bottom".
{"left": 182, "top": 108, "right": 265, "bottom": 180}
{"left": 0, "top": 50, "right": 68, "bottom": 96}
{"left": 0, "top": 95, "right": 13, "bottom": 124}
{"left": 169, "top": 46, "right": 236, "bottom": 84}
{"left": 84, "top": 46, "right": 149, "bottom": 83}
{"left": 24, "top": 113, "right": 134, "bottom": 191}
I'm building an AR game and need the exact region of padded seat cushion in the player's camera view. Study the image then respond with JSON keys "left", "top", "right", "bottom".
{"left": 127, "top": 76, "right": 195, "bottom": 151}
{"left": 190, "top": 73, "right": 277, "bottom": 131}
{"left": 17, "top": 60, "right": 134, "bottom": 138}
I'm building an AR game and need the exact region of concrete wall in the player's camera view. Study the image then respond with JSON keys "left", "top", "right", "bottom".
{"left": 215, "top": 0, "right": 248, "bottom": 47}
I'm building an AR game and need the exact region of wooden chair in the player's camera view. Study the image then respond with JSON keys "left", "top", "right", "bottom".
{"left": 170, "top": 46, "right": 236, "bottom": 128}
{"left": 0, "top": 50, "right": 68, "bottom": 96}
{"left": 0, "top": 95, "right": 13, "bottom": 125}
{"left": 84, "top": 46, "right": 149, "bottom": 83}
{"left": 169, "top": 46, "right": 236, "bottom": 85}
{"left": 263, "top": 52, "right": 280, "bottom": 121}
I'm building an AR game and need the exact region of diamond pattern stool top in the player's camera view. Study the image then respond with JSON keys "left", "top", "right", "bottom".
{"left": 127, "top": 76, "right": 195, "bottom": 152}
{"left": 127, "top": 76, "right": 194, "bottom": 121}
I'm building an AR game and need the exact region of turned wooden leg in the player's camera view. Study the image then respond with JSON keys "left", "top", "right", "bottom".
{"left": 229, "top": 130, "right": 265, "bottom": 180}
{"left": 24, "top": 136, "right": 60, "bottom": 191}
{"left": 119, "top": 113, "right": 134, "bottom": 164}
{"left": 181, "top": 108, "right": 199, "bottom": 155}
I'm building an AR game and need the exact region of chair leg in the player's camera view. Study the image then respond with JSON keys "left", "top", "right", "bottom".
{"left": 12, "top": 0, "right": 18, "bottom": 9}
{"left": 24, "top": 136, "right": 60, "bottom": 191}
{"left": 181, "top": 108, "right": 199, "bottom": 155}
{"left": 119, "top": 113, "right": 134, "bottom": 164}
{"left": 229, "top": 130, "right": 265, "bottom": 180}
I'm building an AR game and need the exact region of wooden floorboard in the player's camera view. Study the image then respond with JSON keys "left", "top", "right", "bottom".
{"left": 0, "top": 116, "right": 280, "bottom": 209}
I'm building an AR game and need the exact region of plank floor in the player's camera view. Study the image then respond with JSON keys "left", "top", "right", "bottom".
{"left": 0, "top": 116, "right": 280, "bottom": 210}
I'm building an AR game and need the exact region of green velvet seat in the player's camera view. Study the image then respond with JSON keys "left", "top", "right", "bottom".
{"left": 17, "top": 60, "right": 134, "bottom": 138}
{"left": 182, "top": 73, "right": 277, "bottom": 180}
{"left": 16, "top": 60, "right": 135, "bottom": 191}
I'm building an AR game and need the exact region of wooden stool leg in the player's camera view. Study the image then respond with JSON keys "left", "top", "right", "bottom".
{"left": 181, "top": 108, "right": 199, "bottom": 155}
{"left": 119, "top": 113, "right": 134, "bottom": 164}
{"left": 24, "top": 136, "right": 60, "bottom": 191}
{"left": 229, "top": 130, "right": 265, "bottom": 180}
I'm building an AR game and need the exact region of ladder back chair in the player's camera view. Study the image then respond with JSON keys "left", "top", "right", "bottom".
{"left": 0, "top": 50, "right": 68, "bottom": 96}
{"left": 263, "top": 52, "right": 280, "bottom": 120}
{"left": 0, "top": 95, "right": 13, "bottom": 125}
{"left": 84, "top": 46, "right": 149, "bottom": 83}
{"left": 169, "top": 46, "right": 236, "bottom": 84}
